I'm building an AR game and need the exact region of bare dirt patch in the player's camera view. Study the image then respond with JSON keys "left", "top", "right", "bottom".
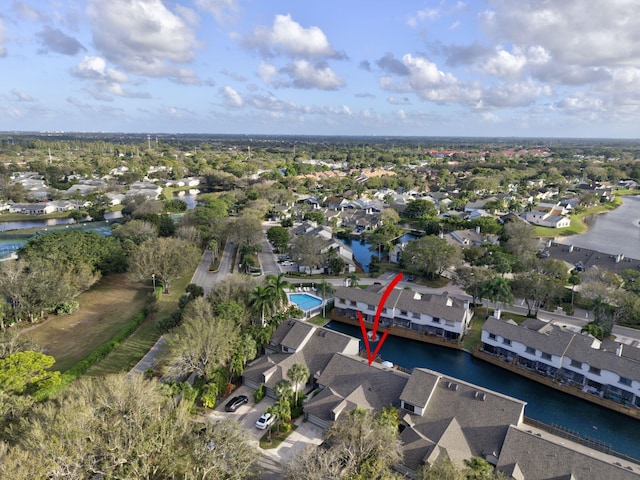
{"left": 22, "top": 274, "right": 148, "bottom": 372}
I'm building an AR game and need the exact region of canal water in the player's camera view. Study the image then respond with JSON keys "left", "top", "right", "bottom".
{"left": 326, "top": 321, "right": 640, "bottom": 460}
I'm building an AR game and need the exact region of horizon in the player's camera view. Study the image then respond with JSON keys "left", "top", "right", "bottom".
{"left": 2, "top": 2, "right": 640, "bottom": 138}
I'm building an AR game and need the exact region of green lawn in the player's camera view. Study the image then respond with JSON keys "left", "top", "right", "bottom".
{"left": 24, "top": 274, "right": 149, "bottom": 372}
{"left": 307, "top": 314, "right": 331, "bottom": 327}
{"left": 85, "top": 271, "right": 193, "bottom": 376}
{"left": 532, "top": 199, "right": 622, "bottom": 238}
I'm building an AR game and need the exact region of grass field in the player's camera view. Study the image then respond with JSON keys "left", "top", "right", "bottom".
{"left": 85, "top": 271, "right": 192, "bottom": 376}
{"left": 22, "top": 274, "right": 149, "bottom": 372}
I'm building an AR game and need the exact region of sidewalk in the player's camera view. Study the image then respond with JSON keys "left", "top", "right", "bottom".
{"left": 260, "top": 417, "right": 324, "bottom": 465}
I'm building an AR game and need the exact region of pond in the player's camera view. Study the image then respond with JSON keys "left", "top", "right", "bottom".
{"left": 338, "top": 232, "right": 418, "bottom": 272}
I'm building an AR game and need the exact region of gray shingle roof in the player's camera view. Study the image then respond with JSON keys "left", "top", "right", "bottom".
{"left": 334, "top": 285, "right": 468, "bottom": 322}
{"left": 280, "top": 321, "right": 315, "bottom": 351}
{"left": 399, "top": 368, "right": 439, "bottom": 409}
{"left": 484, "top": 317, "right": 640, "bottom": 383}
{"left": 406, "top": 370, "right": 526, "bottom": 463}
{"left": 565, "top": 334, "right": 640, "bottom": 383}
{"left": 496, "top": 425, "right": 640, "bottom": 479}
{"left": 484, "top": 316, "right": 576, "bottom": 357}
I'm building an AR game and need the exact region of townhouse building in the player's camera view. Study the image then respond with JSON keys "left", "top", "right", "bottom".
{"left": 242, "top": 319, "right": 640, "bottom": 478}
{"left": 332, "top": 284, "right": 472, "bottom": 341}
{"left": 481, "top": 316, "right": 640, "bottom": 409}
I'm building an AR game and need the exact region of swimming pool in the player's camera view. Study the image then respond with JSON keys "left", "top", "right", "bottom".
{"left": 288, "top": 293, "right": 323, "bottom": 311}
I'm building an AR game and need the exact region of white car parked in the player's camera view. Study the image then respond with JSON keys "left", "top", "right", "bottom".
{"left": 255, "top": 411, "right": 277, "bottom": 430}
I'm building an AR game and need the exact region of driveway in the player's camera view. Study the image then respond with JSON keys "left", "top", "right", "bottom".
{"left": 207, "top": 385, "right": 275, "bottom": 441}
{"left": 205, "top": 384, "right": 325, "bottom": 477}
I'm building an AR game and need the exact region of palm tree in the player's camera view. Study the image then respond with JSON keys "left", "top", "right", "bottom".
{"left": 265, "top": 273, "right": 291, "bottom": 314}
{"left": 274, "top": 379, "right": 293, "bottom": 403}
{"left": 316, "top": 279, "right": 335, "bottom": 317}
{"left": 287, "top": 363, "right": 310, "bottom": 405}
{"left": 250, "top": 285, "right": 275, "bottom": 327}
{"left": 347, "top": 272, "right": 360, "bottom": 288}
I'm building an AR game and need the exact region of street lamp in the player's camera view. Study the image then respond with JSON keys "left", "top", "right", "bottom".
{"left": 152, "top": 273, "right": 156, "bottom": 291}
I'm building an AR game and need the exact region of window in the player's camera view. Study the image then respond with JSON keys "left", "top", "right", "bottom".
{"left": 570, "top": 359, "right": 582, "bottom": 368}
{"left": 339, "top": 298, "right": 346, "bottom": 304}
{"left": 400, "top": 310, "right": 408, "bottom": 316}
{"left": 588, "top": 366, "right": 601, "bottom": 375}
{"left": 403, "top": 402, "right": 415, "bottom": 413}
{"left": 619, "top": 376, "right": 632, "bottom": 386}
{"left": 367, "top": 304, "right": 375, "bottom": 311}
{"left": 433, "top": 317, "right": 441, "bottom": 324}
{"left": 488, "top": 333, "right": 496, "bottom": 340}
{"left": 502, "top": 338, "right": 512, "bottom": 346}
{"left": 412, "top": 312, "right": 420, "bottom": 319}
{"left": 541, "top": 352, "right": 552, "bottom": 361}
{"left": 525, "top": 346, "right": 535, "bottom": 355}
{"left": 382, "top": 307, "right": 387, "bottom": 313}
{"left": 349, "top": 300, "right": 357, "bottom": 306}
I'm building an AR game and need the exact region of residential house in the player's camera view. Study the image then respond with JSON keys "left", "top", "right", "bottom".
{"left": 67, "top": 179, "right": 107, "bottom": 195}
{"left": 303, "top": 353, "right": 528, "bottom": 476}
{"left": 242, "top": 319, "right": 359, "bottom": 399}
{"left": 126, "top": 181, "right": 162, "bottom": 200}
{"left": 241, "top": 323, "right": 640, "bottom": 477}
{"left": 481, "top": 316, "right": 640, "bottom": 409}
{"left": 9, "top": 202, "right": 57, "bottom": 215}
{"left": 290, "top": 224, "right": 356, "bottom": 273}
{"left": 11, "top": 172, "right": 50, "bottom": 199}
{"left": 333, "top": 284, "right": 472, "bottom": 341}
{"left": 444, "top": 227, "right": 499, "bottom": 248}
{"left": 522, "top": 202, "right": 571, "bottom": 228}
{"left": 340, "top": 209, "right": 380, "bottom": 234}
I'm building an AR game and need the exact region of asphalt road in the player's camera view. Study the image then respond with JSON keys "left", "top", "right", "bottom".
{"left": 190, "top": 240, "right": 236, "bottom": 294}
{"left": 258, "top": 222, "right": 281, "bottom": 276}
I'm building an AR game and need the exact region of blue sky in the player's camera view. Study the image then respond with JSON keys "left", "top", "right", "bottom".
{"left": 1, "top": 0, "right": 640, "bottom": 137}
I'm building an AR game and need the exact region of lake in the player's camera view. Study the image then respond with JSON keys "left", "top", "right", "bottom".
{"left": 557, "top": 195, "right": 640, "bottom": 258}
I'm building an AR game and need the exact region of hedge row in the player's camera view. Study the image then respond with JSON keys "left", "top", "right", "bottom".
{"left": 36, "top": 311, "right": 146, "bottom": 400}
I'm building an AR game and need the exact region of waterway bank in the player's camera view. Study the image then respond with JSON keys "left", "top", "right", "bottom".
{"left": 555, "top": 194, "right": 640, "bottom": 259}
{"left": 331, "top": 310, "right": 640, "bottom": 420}
{"left": 325, "top": 320, "right": 640, "bottom": 460}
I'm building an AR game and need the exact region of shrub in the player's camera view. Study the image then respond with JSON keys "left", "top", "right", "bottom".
{"left": 52, "top": 300, "right": 80, "bottom": 315}
{"left": 254, "top": 383, "right": 266, "bottom": 403}
{"left": 201, "top": 383, "right": 219, "bottom": 408}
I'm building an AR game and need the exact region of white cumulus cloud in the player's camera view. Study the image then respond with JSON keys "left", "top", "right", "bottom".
{"left": 222, "top": 86, "right": 243, "bottom": 107}
{"left": 87, "top": 0, "right": 199, "bottom": 83}
{"left": 237, "top": 14, "right": 340, "bottom": 59}
{"left": 282, "top": 60, "right": 345, "bottom": 90}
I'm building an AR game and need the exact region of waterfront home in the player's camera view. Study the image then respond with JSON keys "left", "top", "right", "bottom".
{"left": 290, "top": 224, "right": 357, "bottom": 274}
{"left": 9, "top": 202, "right": 57, "bottom": 215}
{"left": 539, "top": 242, "right": 640, "bottom": 275}
{"left": 332, "top": 284, "right": 472, "bottom": 341}
{"left": 304, "top": 354, "right": 527, "bottom": 476}
{"left": 242, "top": 319, "right": 359, "bottom": 399}
{"left": 481, "top": 316, "right": 640, "bottom": 409}
{"left": 522, "top": 202, "right": 571, "bottom": 228}
{"left": 241, "top": 320, "right": 640, "bottom": 477}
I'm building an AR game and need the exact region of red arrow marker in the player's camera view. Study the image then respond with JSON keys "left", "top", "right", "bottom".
{"left": 358, "top": 273, "right": 403, "bottom": 365}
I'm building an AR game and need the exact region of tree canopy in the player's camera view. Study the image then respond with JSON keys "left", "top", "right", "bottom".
{"left": 401, "top": 235, "right": 459, "bottom": 279}
{"left": 128, "top": 237, "right": 200, "bottom": 294}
